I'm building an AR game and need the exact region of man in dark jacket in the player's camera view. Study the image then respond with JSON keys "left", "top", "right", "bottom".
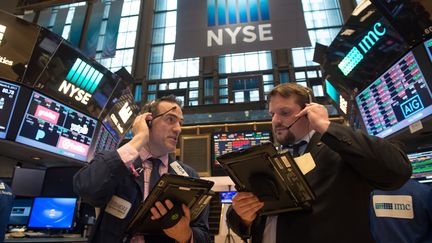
{"left": 74, "top": 95, "right": 210, "bottom": 243}
{"left": 226, "top": 83, "right": 412, "bottom": 243}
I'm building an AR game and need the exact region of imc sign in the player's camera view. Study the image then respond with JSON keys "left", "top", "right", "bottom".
{"left": 338, "top": 22, "right": 387, "bottom": 76}
{"left": 175, "top": 0, "right": 310, "bottom": 59}
{"left": 58, "top": 58, "right": 103, "bottom": 105}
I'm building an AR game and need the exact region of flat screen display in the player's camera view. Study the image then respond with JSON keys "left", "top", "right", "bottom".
{"left": 15, "top": 91, "right": 97, "bottom": 161}
{"left": 11, "top": 167, "right": 45, "bottom": 197}
{"left": 41, "top": 167, "right": 81, "bottom": 197}
{"left": 371, "top": 0, "right": 432, "bottom": 46}
{"left": 33, "top": 42, "right": 118, "bottom": 118}
{"left": 8, "top": 198, "right": 33, "bottom": 226}
{"left": 101, "top": 81, "right": 139, "bottom": 139}
{"left": 0, "top": 79, "right": 20, "bottom": 139}
{"left": 355, "top": 51, "right": 432, "bottom": 137}
{"left": 91, "top": 123, "right": 119, "bottom": 157}
{"left": 220, "top": 191, "right": 237, "bottom": 204}
{"left": 213, "top": 131, "right": 271, "bottom": 164}
{"left": 425, "top": 38, "right": 432, "bottom": 62}
{"left": 27, "top": 197, "right": 77, "bottom": 229}
{"left": 21, "top": 27, "right": 62, "bottom": 87}
{"left": 324, "top": 1, "right": 409, "bottom": 93}
{"left": 0, "top": 10, "right": 40, "bottom": 83}
{"left": 407, "top": 150, "right": 432, "bottom": 184}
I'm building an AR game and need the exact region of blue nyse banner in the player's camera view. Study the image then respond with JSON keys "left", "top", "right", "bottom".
{"left": 175, "top": 0, "right": 310, "bottom": 59}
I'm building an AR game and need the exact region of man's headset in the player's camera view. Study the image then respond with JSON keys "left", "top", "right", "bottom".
{"left": 142, "top": 100, "right": 177, "bottom": 128}
{"left": 142, "top": 100, "right": 157, "bottom": 128}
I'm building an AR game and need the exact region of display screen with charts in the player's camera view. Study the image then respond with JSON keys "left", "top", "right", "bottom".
{"left": 355, "top": 51, "right": 432, "bottom": 138}
{"left": 408, "top": 150, "right": 432, "bottom": 184}
{"left": 217, "top": 142, "right": 315, "bottom": 215}
{"left": 0, "top": 79, "right": 20, "bottom": 139}
{"left": 15, "top": 91, "right": 97, "bottom": 161}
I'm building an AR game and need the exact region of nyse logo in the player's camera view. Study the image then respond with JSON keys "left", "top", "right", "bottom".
{"left": 58, "top": 58, "right": 103, "bottom": 105}
{"left": 207, "top": 0, "right": 273, "bottom": 47}
{"left": 401, "top": 95, "right": 424, "bottom": 118}
{"left": 338, "top": 22, "right": 387, "bottom": 76}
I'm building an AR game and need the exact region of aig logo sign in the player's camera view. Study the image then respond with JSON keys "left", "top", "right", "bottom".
{"left": 58, "top": 58, "right": 103, "bottom": 105}
{"left": 207, "top": 0, "right": 273, "bottom": 47}
{"left": 401, "top": 95, "right": 424, "bottom": 118}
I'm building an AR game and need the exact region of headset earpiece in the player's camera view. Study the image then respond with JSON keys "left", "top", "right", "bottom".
{"left": 143, "top": 100, "right": 156, "bottom": 129}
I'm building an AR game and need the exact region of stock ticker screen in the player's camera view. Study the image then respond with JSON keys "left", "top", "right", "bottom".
{"left": 213, "top": 131, "right": 271, "bottom": 164}
{"left": 0, "top": 79, "right": 20, "bottom": 139}
{"left": 408, "top": 150, "right": 432, "bottom": 184}
{"left": 15, "top": 92, "right": 97, "bottom": 161}
{"left": 90, "top": 124, "right": 118, "bottom": 159}
{"left": 355, "top": 51, "right": 432, "bottom": 138}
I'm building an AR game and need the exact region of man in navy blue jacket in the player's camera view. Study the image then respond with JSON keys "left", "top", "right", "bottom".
{"left": 74, "top": 95, "right": 210, "bottom": 243}
{"left": 226, "top": 83, "right": 411, "bottom": 243}
{"left": 370, "top": 179, "right": 432, "bottom": 243}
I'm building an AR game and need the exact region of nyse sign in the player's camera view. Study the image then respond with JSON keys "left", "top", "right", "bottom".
{"left": 207, "top": 23, "right": 273, "bottom": 47}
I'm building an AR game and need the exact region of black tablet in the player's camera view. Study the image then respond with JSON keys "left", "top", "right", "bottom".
{"left": 127, "top": 174, "right": 214, "bottom": 235}
{"left": 217, "top": 142, "right": 315, "bottom": 215}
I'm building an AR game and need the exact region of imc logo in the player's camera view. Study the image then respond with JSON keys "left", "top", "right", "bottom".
{"left": 207, "top": 0, "right": 273, "bottom": 47}
{"left": 58, "top": 58, "right": 103, "bottom": 105}
{"left": 401, "top": 95, "right": 424, "bottom": 118}
{"left": 0, "top": 24, "right": 6, "bottom": 45}
{"left": 338, "top": 22, "right": 387, "bottom": 76}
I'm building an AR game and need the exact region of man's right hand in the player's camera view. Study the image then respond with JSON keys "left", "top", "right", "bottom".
{"left": 128, "top": 113, "right": 152, "bottom": 151}
{"left": 231, "top": 192, "right": 264, "bottom": 226}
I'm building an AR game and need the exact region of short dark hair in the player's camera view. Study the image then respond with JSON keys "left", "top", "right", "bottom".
{"left": 268, "top": 83, "right": 312, "bottom": 108}
{"left": 143, "top": 95, "right": 183, "bottom": 115}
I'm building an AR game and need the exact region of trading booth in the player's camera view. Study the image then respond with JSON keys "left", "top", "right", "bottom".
{"left": 323, "top": 0, "right": 432, "bottom": 183}
{"left": 0, "top": 9, "right": 138, "bottom": 241}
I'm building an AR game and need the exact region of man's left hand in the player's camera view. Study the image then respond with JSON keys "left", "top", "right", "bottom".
{"left": 150, "top": 200, "right": 192, "bottom": 243}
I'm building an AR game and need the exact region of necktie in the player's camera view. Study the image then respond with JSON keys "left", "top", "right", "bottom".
{"left": 288, "top": 140, "right": 307, "bottom": 157}
{"left": 148, "top": 158, "right": 162, "bottom": 190}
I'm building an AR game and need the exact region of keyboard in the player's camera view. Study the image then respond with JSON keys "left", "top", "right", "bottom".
{"left": 25, "top": 232, "right": 64, "bottom": 238}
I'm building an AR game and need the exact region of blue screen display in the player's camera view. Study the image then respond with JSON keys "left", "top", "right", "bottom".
{"left": 220, "top": 191, "right": 237, "bottom": 204}
{"left": 28, "top": 198, "right": 77, "bottom": 229}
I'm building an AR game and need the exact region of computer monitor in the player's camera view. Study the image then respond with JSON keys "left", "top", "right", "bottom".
{"left": 0, "top": 79, "right": 20, "bottom": 139}
{"left": 27, "top": 197, "right": 77, "bottom": 229}
{"left": 425, "top": 38, "right": 432, "bottom": 63}
{"left": 15, "top": 91, "right": 98, "bottom": 161}
{"left": 355, "top": 51, "right": 432, "bottom": 138}
{"left": 220, "top": 191, "right": 237, "bottom": 204}
{"left": 41, "top": 167, "right": 81, "bottom": 197}
{"left": 11, "top": 167, "right": 45, "bottom": 197}
{"left": 88, "top": 123, "right": 119, "bottom": 160}
{"left": 0, "top": 10, "right": 40, "bottom": 83}
{"left": 408, "top": 150, "right": 432, "bottom": 184}
{"left": 212, "top": 131, "right": 271, "bottom": 165}
{"left": 8, "top": 198, "right": 33, "bottom": 226}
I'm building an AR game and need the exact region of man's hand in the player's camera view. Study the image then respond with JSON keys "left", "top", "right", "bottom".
{"left": 127, "top": 113, "right": 152, "bottom": 151}
{"left": 295, "top": 103, "right": 330, "bottom": 134}
{"left": 231, "top": 192, "right": 264, "bottom": 227}
{"left": 150, "top": 200, "right": 192, "bottom": 243}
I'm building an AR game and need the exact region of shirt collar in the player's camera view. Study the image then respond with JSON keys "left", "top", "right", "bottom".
{"left": 138, "top": 147, "right": 169, "bottom": 167}
{"left": 295, "top": 130, "right": 315, "bottom": 144}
